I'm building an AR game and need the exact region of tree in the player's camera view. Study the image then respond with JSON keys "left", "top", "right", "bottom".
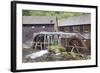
{"left": 22, "top": 10, "right": 86, "bottom": 19}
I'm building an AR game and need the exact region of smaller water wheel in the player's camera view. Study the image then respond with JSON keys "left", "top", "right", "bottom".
{"left": 67, "top": 36, "right": 87, "bottom": 54}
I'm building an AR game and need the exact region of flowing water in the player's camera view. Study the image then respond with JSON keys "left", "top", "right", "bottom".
{"left": 25, "top": 50, "right": 49, "bottom": 59}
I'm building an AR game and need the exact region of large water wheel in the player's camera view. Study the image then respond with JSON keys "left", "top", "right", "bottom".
{"left": 32, "top": 34, "right": 44, "bottom": 50}
{"left": 67, "top": 36, "right": 88, "bottom": 54}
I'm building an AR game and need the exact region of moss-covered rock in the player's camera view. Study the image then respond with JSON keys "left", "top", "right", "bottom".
{"left": 48, "top": 45, "right": 66, "bottom": 53}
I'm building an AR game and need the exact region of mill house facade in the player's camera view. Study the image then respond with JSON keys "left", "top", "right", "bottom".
{"left": 22, "top": 14, "right": 91, "bottom": 51}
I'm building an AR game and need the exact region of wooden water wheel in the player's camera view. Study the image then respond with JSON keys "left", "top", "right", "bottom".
{"left": 32, "top": 34, "right": 44, "bottom": 50}
{"left": 67, "top": 36, "right": 87, "bottom": 54}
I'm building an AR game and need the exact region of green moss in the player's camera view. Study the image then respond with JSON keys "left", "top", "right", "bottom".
{"left": 48, "top": 44, "right": 66, "bottom": 53}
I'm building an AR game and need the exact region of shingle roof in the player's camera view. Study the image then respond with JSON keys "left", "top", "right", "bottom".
{"left": 58, "top": 14, "right": 91, "bottom": 26}
{"left": 23, "top": 16, "right": 56, "bottom": 24}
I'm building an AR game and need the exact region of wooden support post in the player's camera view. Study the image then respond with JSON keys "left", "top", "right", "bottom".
{"left": 44, "top": 34, "right": 45, "bottom": 49}
{"left": 55, "top": 17, "right": 59, "bottom": 32}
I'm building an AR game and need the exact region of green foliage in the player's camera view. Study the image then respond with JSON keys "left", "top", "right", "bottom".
{"left": 48, "top": 44, "right": 66, "bottom": 53}
{"left": 23, "top": 10, "right": 86, "bottom": 19}
{"left": 23, "top": 10, "right": 31, "bottom": 16}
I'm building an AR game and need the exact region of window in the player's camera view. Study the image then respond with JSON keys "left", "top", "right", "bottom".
{"left": 83, "top": 25, "right": 91, "bottom": 32}
{"left": 64, "top": 27, "right": 69, "bottom": 32}
{"left": 73, "top": 26, "right": 80, "bottom": 32}
{"left": 32, "top": 26, "right": 35, "bottom": 28}
{"left": 42, "top": 26, "right": 45, "bottom": 28}
{"left": 69, "top": 26, "right": 73, "bottom": 32}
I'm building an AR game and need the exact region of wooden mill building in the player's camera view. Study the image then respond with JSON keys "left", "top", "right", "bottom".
{"left": 22, "top": 16, "right": 56, "bottom": 43}
{"left": 58, "top": 14, "right": 91, "bottom": 34}
{"left": 58, "top": 14, "right": 91, "bottom": 50}
{"left": 22, "top": 14, "right": 91, "bottom": 51}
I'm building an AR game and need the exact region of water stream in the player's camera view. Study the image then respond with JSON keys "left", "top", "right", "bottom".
{"left": 25, "top": 50, "right": 49, "bottom": 59}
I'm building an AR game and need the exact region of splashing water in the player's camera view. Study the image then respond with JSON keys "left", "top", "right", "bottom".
{"left": 25, "top": 50, "right": 49, "bottom": 59}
